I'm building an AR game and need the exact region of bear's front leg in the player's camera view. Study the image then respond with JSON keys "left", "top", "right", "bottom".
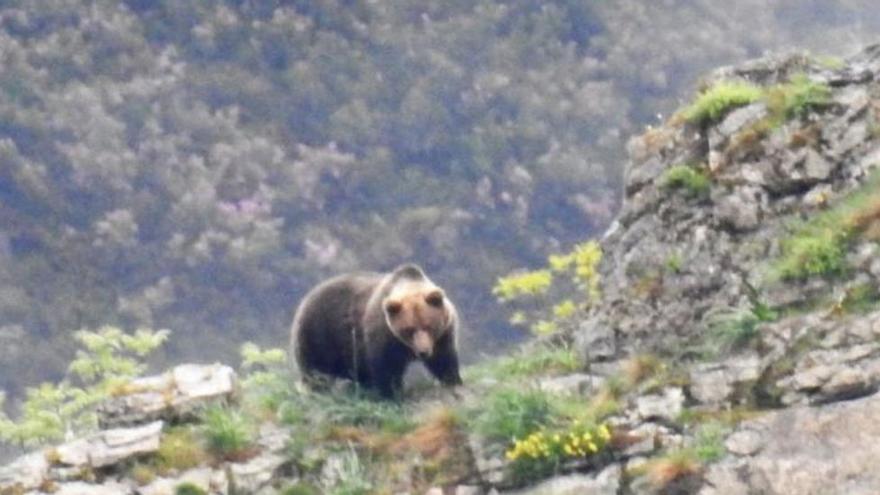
{"left": 368, "top": 349, "right": 408, "bottom": 400}
{"left": 424, "top": 335, "right": 463, "bottom": 387}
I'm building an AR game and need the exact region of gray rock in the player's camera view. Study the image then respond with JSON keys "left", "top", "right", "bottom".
{"left": 714, "top": 186, "right": 763, "bottom": 231}
{"left": 99, "top": 363, "right": 238, "bottom": 427}
{"left": 698, "top": 458, "right": 755, "bottom": 495}
{"left": 229, "top": 453, "right": 287, "bottom": 493}
{"left": 139, "top": 467, "right": 227, "bottom": 495}
{"left": 0, "top": 452, "right": 49, "bottom": 492}
{"left": 622, "top": 423, "right": 660, "bottom": 457}
{"left": 54, "top": 420, "right": 163, "bottom": 468}
{"left": 689, "top": 353, "right": 761, "bottom": 405}
{"left": 703, "top": 392, "right": 880, "bottom": 494}
{"left": 717, "top": 103, "right": 768, "bottom": 138}
{"left": 724, "top": 429, "right": 764, "bottom": 456}
{"left": 502, "top": 464, "right": 620, "bottom": 495}
{"left": 635, "top": 387, "right": 684, "bottom": 422}
{"left": 54, "top": 481, "right": 135, "bottom": 494}
{"left": 469, "top": 435, "right": 505, "bottom": 485}
{"left": 575, "top": 319, "right": 617, "bottom": 362}
{"left": 539, "top": 373, "right": 604, "bottom": 396}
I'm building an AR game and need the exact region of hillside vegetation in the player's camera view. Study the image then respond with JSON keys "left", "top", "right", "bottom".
{"left": 2, "top": 1, "right": 880, "bottom": 399}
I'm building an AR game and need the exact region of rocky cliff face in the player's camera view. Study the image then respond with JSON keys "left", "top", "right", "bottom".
{"left": 5, "top": 45, "right": 880, "bottom": 495}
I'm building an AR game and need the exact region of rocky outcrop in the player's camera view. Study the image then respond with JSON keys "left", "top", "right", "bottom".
{"left": 576, "top": 44, "right": 880, "bottom": 361}
{"left": 99, "top": 363, "right": 239, "bottom": 428}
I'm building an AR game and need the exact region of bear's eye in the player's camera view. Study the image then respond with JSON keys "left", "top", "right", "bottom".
{"left": 425, "top": 290, "right": 444, "bottom": 307}
{"left": 385, "top": 300, "right": 403, "bottom": 316}
{"left": 401, "top": 327, "right": 416, "bottom": 338}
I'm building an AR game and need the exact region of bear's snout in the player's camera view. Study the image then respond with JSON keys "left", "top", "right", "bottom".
{"left": 413, "top": 329, "right": 433, "bottom": 358}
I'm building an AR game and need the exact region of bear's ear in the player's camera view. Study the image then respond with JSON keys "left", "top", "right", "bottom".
{"left": 425, "top": 290, "right": 444, "bottom": 308}
{"left": 385, "top": 300, "right": 403, "bottom": 317}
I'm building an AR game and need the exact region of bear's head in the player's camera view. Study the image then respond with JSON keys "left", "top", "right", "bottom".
{"left": 382, "top": 267, "right": 453, "bottom": 359}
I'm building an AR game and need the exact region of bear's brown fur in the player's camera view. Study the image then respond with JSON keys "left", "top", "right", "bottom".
{"left": 290, "top": 263, "right": 462, "bottom": 398}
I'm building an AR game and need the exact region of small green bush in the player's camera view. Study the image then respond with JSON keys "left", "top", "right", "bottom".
{"left": 707, "top": 303, "right": 777, "bottom": 356}
{"left": 175, "top": 483, "right": 207, "bottom": 495}
{"left": 470, "top": 388, "right": 557, "bottom": 444}
{"left": 282, "top": 482, "right": 323, "bottom": 495}
{"left": 775, "top": 228, "right": 847, "bottom": 280}
{"left": 765, "top": 74, "right": 831, "bottom": 121}
{"left": 692, "top": 422, "right": 728, "bottom": 463}
{"left": 682, "top": 82, "right": 763, "bottom": 124}
{"left": 661, "top": 165, "right": 711, "bottom": 198}
{"left": 157, "top": 427, "right": 207, "bottom": 472}
{"left": 201, "top": 406, "right": 256, "bottom": 460}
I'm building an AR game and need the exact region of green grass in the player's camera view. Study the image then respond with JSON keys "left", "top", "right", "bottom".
{"left": 280, "top": 388, "right": 414, "bottom": 434}
{"left": 837, "top": 283, "right": 880, "bottom": 314}
{"left": 281, "top": 483, "right": 323, "bottom": 495}
{"left": 326, "top": 449, "right": 374, "bottom": 495}
{"left": 201, "top": 406, "right": 256, "bottom": 461}
{"left": 775, "top": 230, "right": 847, "bottom": 280}
{"left": 641, "top": 422, "right": 728, "bottom": 489}
{"left": 707, "top": 304, "right": 777, "bottom": 355}
{"left": 691, "top": 422, "right": 728, "bottom": 463}
{"left": 469, "top": 387, "right": 559, "bottom": 444}
{"left": 156, "top": 427, "right": 208, "bottom": 472}
{"left": 773, "top": 170, "right": 880, "bottom": 281}
{"left": 175, "top": 483, "right": 207, "bottom": 495}
{"left": 765, "top": 74, "right": 831, "bottom": 121}
{"left": 661, "top": 165, "right": 711, "bottom": 198}
{"left": 463, "top": 344, "right": 580, "bottom": 382}
{"left": 681, "top": 76, "right": 830, "bottom": 127}
{"left": 681, "top": 81, "right": 763, "bottom": 125}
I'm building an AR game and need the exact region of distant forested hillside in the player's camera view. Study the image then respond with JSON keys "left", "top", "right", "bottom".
{"left": 0, "top": 0, "right": 877, "bottom": 397}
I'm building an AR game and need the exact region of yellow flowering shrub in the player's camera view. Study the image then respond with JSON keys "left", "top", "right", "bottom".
{"left": 493, "top": 241, "right": 602, "bottom": 336}
{"left": 504, "top": 422, "right": 613, "bottom": 482}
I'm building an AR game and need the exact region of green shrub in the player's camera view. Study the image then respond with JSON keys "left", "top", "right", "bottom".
{"left": 775, "top": 227, "right": 847, "bottom": 280}
{"left": 156, "top": 427, "right": 207, "bottom": 472}
{"left": 238, "top": 342, "right": 289, "bottom": 415}
{"left": 175, "top": 483, "right": 207, "bottom": 495}
{"left": 681, "top": 82, "right": 763, "bottom": 124}
{"left": 470, "top": 388, "right": 557, "bottom": 444}
{"left": 282, "top": 482, "right": 323, "bottom": 495}
{"left": 836, "top": 283, "right": 880, "bottom": 314}
{"left": 765, "top": 74, "right": 831, "bottom": 121}
{"left": 661, "top": 165, "right": 711, "bottom": 198}
{"left": 771, "top": 170, "right": 880, "bottom": 280}
{"left": 708, "top": 307, "right": 775, "bottom": 355}
{"left": 201, "top": 406, "right": 256, "bottom": 460}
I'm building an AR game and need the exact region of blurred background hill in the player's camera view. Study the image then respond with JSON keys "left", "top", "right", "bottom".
{"left": 1, "top": 0, "right": 879, "bottom": 399}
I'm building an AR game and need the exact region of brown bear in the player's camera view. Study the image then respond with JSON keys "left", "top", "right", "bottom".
{"left": 290, "top": 263, "right": 462, "bottom": 398}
